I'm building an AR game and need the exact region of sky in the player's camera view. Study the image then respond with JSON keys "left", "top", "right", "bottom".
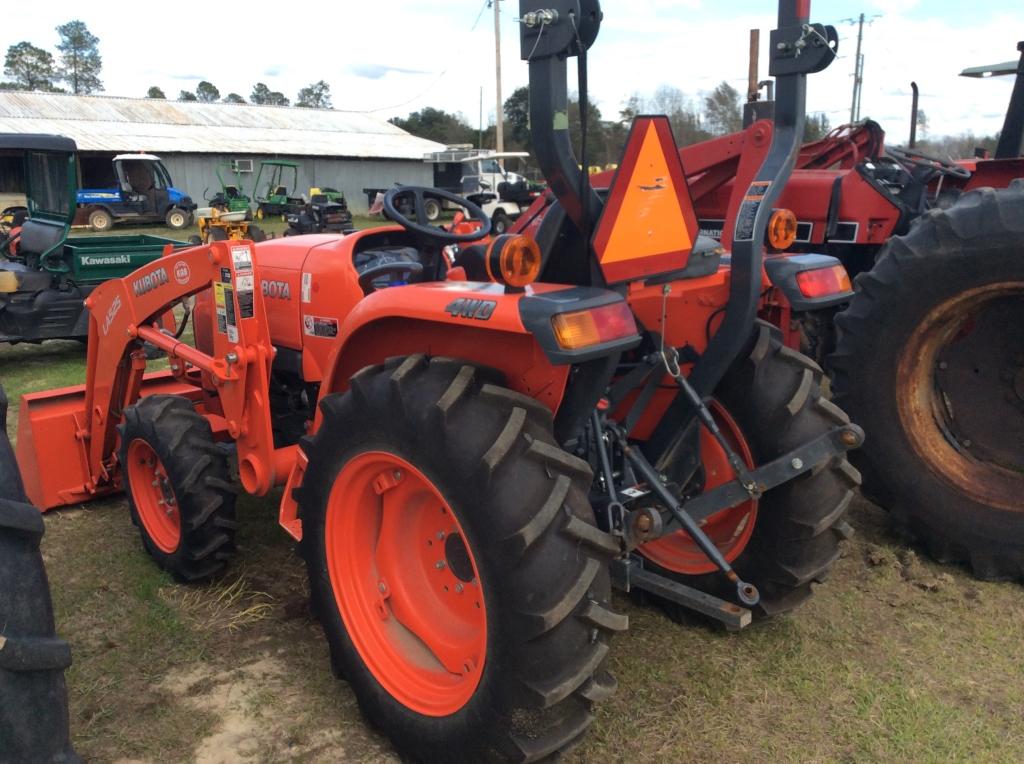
{"left": 2, "top": 0, "right": 1020, "bottom": 142}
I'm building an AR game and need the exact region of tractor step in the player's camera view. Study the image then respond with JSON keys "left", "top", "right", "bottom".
{"left": 610, "top": 557, "right": 752, "bottom": 631}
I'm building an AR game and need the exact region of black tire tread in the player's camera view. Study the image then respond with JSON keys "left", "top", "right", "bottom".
{"left": 0, "top": 383, "right": 79, "bottom": 761}
{"left": 830, "top": 182, "right": 1024, "bottom": 580}
{"left": 119, "top": 395, "right": 237, "bottom": 582}
{"left": 299, "top": 358, "right": 623, "bottom": 762}
{"left": 643, "top": 322, "right": 860, "bottom": 617}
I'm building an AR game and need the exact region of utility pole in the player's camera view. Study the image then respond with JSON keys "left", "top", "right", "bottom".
{"left": 493, "top": 0, "right": 504, "bottom": 155}
{"left": 849, "top": 12, "right": 865, "bottom": 123}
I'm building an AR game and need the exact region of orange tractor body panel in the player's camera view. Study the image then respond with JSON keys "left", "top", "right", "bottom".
{"left": 15, "top": 232, "right": 632, "bottom": 537}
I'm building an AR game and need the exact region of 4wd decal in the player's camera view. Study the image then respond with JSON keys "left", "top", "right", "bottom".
{"left": 132, "top": 267, "right": 169, "bottom": 296}
{"left": 445, "top": 298, "right": 497, "bottom": 321}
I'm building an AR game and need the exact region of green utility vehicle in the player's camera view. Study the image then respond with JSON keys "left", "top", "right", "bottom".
{"left": 253, "top": 159, "right": 305, "bottom": 219}
{"left": 0, "top": 134, "right": 185, "bottom": 345}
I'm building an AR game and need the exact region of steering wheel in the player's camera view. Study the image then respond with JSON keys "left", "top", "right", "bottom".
{"left": 383, "top": 186, "right": 492, "bottom": 243}
{"left": 886, "top": 145, "right": 971, "bottom": 180}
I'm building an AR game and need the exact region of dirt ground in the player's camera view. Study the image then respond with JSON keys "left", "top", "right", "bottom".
{"left": 4, "top": 339, "right": 1023, "bottom": 763}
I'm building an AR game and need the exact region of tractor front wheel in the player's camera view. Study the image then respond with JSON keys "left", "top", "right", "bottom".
{"left": 119, "top": 395, "right": 237, "bottom": 581}
{"left": 640, "top": 323, "right": 860, "bottom": 617}
{"left": 299, "top": 356, "right": 624, "bottom": 762}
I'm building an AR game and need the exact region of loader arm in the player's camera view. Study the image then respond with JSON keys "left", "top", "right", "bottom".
{"left": 17, "top": 240, "right": 280, "bottom": 509}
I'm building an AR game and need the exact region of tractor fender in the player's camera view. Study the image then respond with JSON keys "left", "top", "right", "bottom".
{"left": 318, "top": 282, "right": 570, "bottom": 417}
{"left": 279, "top": 281, "right": 637, "bottom": 543}
{"left": 316, "top": 281, "right": 638, "bottom": 420}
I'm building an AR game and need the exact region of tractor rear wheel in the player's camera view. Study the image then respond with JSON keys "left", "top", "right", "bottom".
{"left": 0, "top": 387, "right": 78, "bottom": 762}
{"left": 639, "top": 323, "right": 860, "bottom": 617}
{"left": 831, "top": 184, "right": 1024, "bottom": 580}
{"left": 299, "top": 356, "right": 624, "bottom": 762}
{"left": 119, "top": 395, "right": 237, "bottom": 581}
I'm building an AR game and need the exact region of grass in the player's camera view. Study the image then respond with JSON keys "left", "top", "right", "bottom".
{"left": 3, "top": 295, "right": 1023, "bottom": 760}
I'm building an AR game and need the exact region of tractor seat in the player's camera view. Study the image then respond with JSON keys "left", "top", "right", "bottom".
{"left": 354, "top": 246, "right": 425, "bottom": 292}
{"left": 18, "top": 219, "right": 66, "bottom": 259}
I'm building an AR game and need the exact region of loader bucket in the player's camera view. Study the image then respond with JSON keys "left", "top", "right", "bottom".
{"left": 16, "top": 371, "right": 200, "bottom": 511}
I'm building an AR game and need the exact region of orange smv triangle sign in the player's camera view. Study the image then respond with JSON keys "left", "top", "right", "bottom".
{"left": 592, "top": 116, "right": 699, "bottom": 284}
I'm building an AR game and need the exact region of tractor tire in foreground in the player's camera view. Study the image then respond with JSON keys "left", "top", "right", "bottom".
{"left": 119, "top": 395, "right": 238, "bottom": 581}
{"left": 831, "top": 184, "right": 1024, "bottom": 580}
{"left": 640, "top": 323, "right": 860, "bottom": 617}
{"left": 299, "top": 356, "right": 625, "bottom": 762}
{"left": 0, "top": 387, "right": 79, "bottom": 762}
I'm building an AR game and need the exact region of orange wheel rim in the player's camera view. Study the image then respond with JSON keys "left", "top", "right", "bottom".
{"left": 640, "top": 401, "right": 758, "bottom": 575}
{"left": 325, "top": 451, "right": 487, "bottom": 717}
{"left": 126, "top": 439, "right": 181, "bottom": 554}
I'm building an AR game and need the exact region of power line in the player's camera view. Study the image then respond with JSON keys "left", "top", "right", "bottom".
{"left": 364, "top": 2, "right": 491, "bottom": 114}
{"left": 842, "top": 12, "right": 881, "bottom": 122}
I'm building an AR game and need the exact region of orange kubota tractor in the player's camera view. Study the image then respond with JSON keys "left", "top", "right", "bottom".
{"left": 14, "top": 1, "right": 860, "bottom": 759}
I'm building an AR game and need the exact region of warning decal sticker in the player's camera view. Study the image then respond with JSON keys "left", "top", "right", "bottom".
{"left": 303, "top": 315, "right": 338, "bottom": 338}
{"left": 733, "top": 180, "right": 772, "bottom": 242}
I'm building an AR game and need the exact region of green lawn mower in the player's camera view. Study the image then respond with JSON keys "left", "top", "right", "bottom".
{"left": 254, "top": 160, "right": 305, "bottom": 220}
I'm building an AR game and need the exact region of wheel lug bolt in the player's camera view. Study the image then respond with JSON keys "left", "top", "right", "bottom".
{"left": 455, "top": 583, "right": 464, "bottom": 593}
{"left": 378, "top": 581, "right": 387, "bottom": 593}
{"left": 435, "top": 560, "right": 446, "bottom": 570}
{"left": 791, "top": 458, "right": 804, "bottom": 470}
{"left": 393, "top": 470, "right": 402, "bottom": 480}
{"left": 436, "top": 531, "right": 445, "bottom": 540}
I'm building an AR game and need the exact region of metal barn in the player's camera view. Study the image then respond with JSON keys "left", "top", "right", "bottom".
{"left": 0, "top": 92, "right": 444, "bottom": 214}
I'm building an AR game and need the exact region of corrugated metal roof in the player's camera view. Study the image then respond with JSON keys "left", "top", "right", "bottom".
{"left": 0, "top": 92, "right": 445, "bottom": 159}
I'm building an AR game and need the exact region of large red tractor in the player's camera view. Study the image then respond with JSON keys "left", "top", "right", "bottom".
{"left": 13, "top": 1, "right": 859, "bottom": 758}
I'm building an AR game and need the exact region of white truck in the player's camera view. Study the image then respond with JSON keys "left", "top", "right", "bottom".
{"left": 423, "top": 147, "right": 541, "bottom": 233}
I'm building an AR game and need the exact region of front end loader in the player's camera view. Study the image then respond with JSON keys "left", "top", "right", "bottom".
{"left": 14, "top": 1, "right": 860, "bottom": 759}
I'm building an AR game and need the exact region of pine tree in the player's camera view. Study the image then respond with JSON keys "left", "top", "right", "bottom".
{"left": 55, "top": 20, "right": 102, "bottom": 94}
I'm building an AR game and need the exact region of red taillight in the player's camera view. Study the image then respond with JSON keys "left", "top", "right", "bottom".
{"left": 551, "top": 301, "right": 637, "bottom": 350}
{"left": 795, "top": 265, "right": 852, "bottom": 298}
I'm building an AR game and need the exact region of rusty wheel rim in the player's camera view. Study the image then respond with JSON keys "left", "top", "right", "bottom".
{"left": 897, "top": 282, "right": 1024, "bottom": 511}
{"left": 126, "top": 438, "right": 181, "bottom": 553}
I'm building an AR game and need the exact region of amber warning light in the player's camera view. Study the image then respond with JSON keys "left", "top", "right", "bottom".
{"left": 767, "top": 208, "right": 798, "bottom": 250}
{"left": 485, "top": 234, "right": 542, "bottom": 288}
{"left": 796, "top": 265, "right": 853, "bottom": 298}
{"left": 552, "top": 302, "right": 638, "bottom": 350}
